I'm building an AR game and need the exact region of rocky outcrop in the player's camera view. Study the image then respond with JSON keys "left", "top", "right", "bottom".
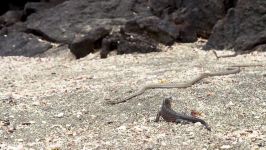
{"left": 100, "top": 29, "right": 160, "bottom": 58}
{"left": 0, "top": 0, "right": 66, "bottom": 57}
{"left": 149, "top": 0, "right": 226, "bottom": 38}
{"left": 0, "top": 32, "right": 51, "bottom": 56}
{"left": 0, "top": 0, "right": 265, "bottom": 58}
{"left": 26, "top": 0, "right": 152, "bottom": 44}
{"left": 204, "top": 0, "right": 266, "bottom": 51}
{"left": 1, "top": 0, "right": 226, "bottom": 58}
{"left": 124, "top": 16, "right": 180, "bottom": 45}
{"left": 69, "top": 27, "right": 110, "bottom": 59}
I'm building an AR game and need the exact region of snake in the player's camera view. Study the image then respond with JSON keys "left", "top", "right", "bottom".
{"left": 107, "top": 67, "right": 241, "bottom": 105}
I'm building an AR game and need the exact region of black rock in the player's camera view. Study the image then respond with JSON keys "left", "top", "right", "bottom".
{"left": 69, "top": 27, "right": 110, "bottom": 59}
{"left": 26, "top": 0, "right": 152, "bottom": 43}
{"left": 149, "top": 0, "right": 225, "bottom": 38}
{"left": 0, "top": 32, "right": 52, "bottom": 56}
{"left": 125, "top": 16, "right": 180, "bottom": 45}
{"left": 100, "top": 31, "right": 160, "bottom": 58}
{"left": 204, "top": 0, "right": 266, "bottom": 51}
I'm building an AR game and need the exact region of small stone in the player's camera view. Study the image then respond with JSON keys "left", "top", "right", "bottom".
{"left": 90, "top": 115, "right": 97, "bottom": 119}
{"left": 194, "top": 122, "right": 202, "bottom": 127}
{"left": 77, "top": 112, "right": 82, "bottom": 118}
{"left": 161, "top": 141, "right": 167, "bottom": 146}
{"left": 32, "top": 101, "right": 40, "bottom": 106}
{"left": 148, "top": 117, "right": 154, "bottom": 122}
{"left": 35, "top": 139, "right": 41, "bottom": 142}
{"left": 66, "top": 124, "right": 72, "bottom": 127}
{"left": 17, "top": 139, "right": 24, "bottom": 142}
{"left": 226, "top": 101, "right": 234, "bottom": 107}
{"left": 21, "top": 122, "right": 31, "bottom": 125}
{"left": 133, "top": 126, "right": 142, "bottom": 132}
{"left": 7, "top": 126, "right": 16, "bottom": 133}
{"left": 66, "top": 131, "right": 74, "bottom": 136}
{"left": 254, "top": 116, "right": 260, "bottom": 119}
{"left": 220, "top": 145, "right": 231, "bottom": 149}
{"left": 55, "top": 112, "right": 64, "bottom": 118}
{"left": 0, "top": 119, "right": 10, "bottom": 126}
{"left": 29, "top": 121, "right": 36, "bottom": 124}
{"left": 117, "top": 125, "right": 127, "bottom": 131}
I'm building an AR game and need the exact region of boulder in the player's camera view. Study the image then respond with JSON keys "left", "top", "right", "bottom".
{"left": 0, "top": 10, "right": 24, "bottom": 26}
{"left": 149, "top": 0, "right": 226, "bottom": 38}
{"left": 0, "top": 32, "right": 52, "bottom": 56}
{"left": 100, "top": 30, "right": 160, "bottom": 58}
{"left": 204, "top": 0, "right": 266, "bottom": 51}
{"left": 69, "top": 27, "right": 110, "bottom": 59}
{"left": 124, "top": 16, "right": 180, "bottom": 45}
{"left": 26, "top": 0, "right": 152, "bottom": 43}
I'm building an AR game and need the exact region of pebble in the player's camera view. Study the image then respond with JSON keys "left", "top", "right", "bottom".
{"left": 77, "top": 112, "right": 82, "bottom": 118}
{"left": 55, "top": 112, "right": 64, "bottom": 118}
{"left": 32, "top": 101, "right": 40, "bottom": 106}
{"left": 117, "top": 125, "right": 127, "bottom": 131}
{"left": 17, "top": 139, "right": 24, "bottom": 142}
{"left": 220, "top": 145, "right": 231, "bottom": 149}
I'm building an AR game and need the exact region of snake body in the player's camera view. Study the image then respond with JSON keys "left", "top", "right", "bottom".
{"left": 108, "top": 67, "right": 241, "bottom": 105}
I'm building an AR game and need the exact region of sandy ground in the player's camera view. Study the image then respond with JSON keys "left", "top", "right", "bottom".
{"left": 0, "top": 41, "right": 265, "bottom": 149}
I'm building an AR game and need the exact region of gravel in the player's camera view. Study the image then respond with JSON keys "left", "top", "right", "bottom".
{"left": 0, "top": 41, "right": 265, "bottom": 149}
